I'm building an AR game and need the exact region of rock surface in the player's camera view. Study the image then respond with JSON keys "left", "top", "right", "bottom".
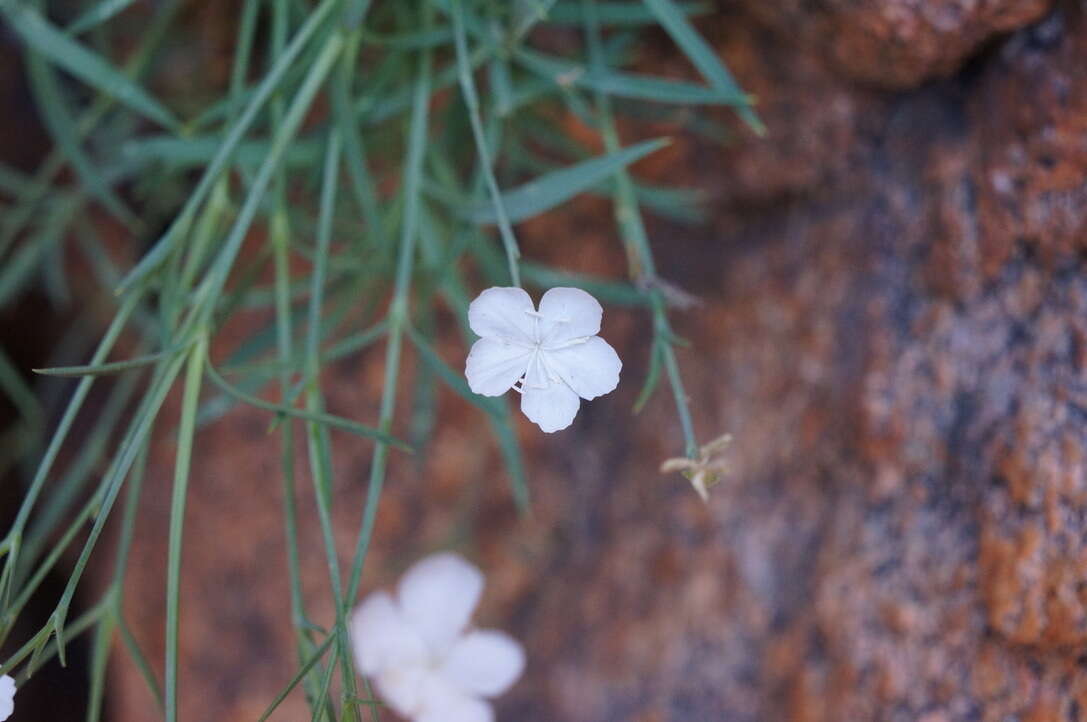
{"left": 740, "top": 0, "right": 1055, "bottom": 87}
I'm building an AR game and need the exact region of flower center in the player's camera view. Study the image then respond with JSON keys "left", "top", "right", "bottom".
{"left": 506, "top": 310, "right": 592, "bottom": 396}
{"left": 522, "top": 309, "right": 545, "bottom": 347}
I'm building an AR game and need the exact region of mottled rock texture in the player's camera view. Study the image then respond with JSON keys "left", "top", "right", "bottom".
{"left": 742, "top": 0, "right": 1055, "bottom": 87}
{"left": 74, "top": 1, "right": 1087, "bottom": 721}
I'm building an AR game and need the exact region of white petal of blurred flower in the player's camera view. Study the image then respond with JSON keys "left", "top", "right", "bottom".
{"left": 465, "top": 287, "right": 622, "bottom": 432}
{"left": 350, "top": 553, "right": 525, "bottom": 722}
{"left": 0, "top": 674, "right": 15, "bottom": 721}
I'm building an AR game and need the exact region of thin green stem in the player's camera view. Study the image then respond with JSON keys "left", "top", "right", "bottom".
{"left": 118, "top": 616, "right": 165, "bottom": 712}
{"left": 186, "top": 33, "right": 344, "bottom": 331}
{"left": 451, "top": 0, "right": 521, "bottom": 287}
{"left": 257, "top": 633, "right": 336, "bottom": 722}
{"left": 1, "top": 291, "right": 141, "bottom": 616}
{"left": 582, "top": 0, "right": 699, "bottom": 458}
{"left": 303, "top": 129, "right": 363, "bottom": 721}
{"left": 1, "top": 596, "right": 110, "bottom": 680}
{"left": 20, "top": 370, "right": 141, "bottom": 569}
{"left": 0, "top": 0, "right": 183, "bottom": 258}
{"left": 347, "top": 2, "right": 434, "bottom": 607}
{"left": 203, "top": 354, "right": 410, "bottom": 448}
{"left": 88, "top": 441, "right": 155, "bottom": 722}
{"left": 47, "top": 353, "right": 188, "bottom": 666}
{"left": 117, "top": 0, "right": 340, "bottom": 292}
{"left": 164, "top": 336, "right": 207, "bottom": 722}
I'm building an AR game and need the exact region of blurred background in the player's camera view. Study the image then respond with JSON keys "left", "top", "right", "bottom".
{"left": 3, "top": 0, "right": 1087, "bottom": 720}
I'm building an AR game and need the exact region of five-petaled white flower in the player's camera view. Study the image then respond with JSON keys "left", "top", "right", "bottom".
{"left": 0, "top": 674, "right": 14, "bottom": 721}
{"left": 465, "top": 287, "right": 622, "bottom": 432}
{"left": 350, "top": 553, "right": 525, "bottom": 722}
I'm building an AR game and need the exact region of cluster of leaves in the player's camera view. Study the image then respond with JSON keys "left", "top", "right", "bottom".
{"left": 0, "top": 0, "right": 754, "bottom": 719}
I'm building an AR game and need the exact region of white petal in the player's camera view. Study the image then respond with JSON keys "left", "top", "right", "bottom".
{"left": 417, "top": 675, "right": 495, "bottom": 722}
{"left": 373, "top": 664, "right": 431, "bottom": 718}
{"left": 522, "top": 350, "right": 549, "bottom": 391}
{"left": 398, "top": 553, "right": 483, "bottom": 653}
{"left": 349, "top": 591, "right": 427, "bottom": 676}
{"left": 521, "top": 381, "right": 580, "bottom": 432}
{"left": 442, "top": 630, "right": 526, "bottom": 698}
{"left": 0, "top": 675, "right": 13, "bottom": 722}
{"left": 465, "top": 338, "right": 531, "bottom": 396}
{"left": 538, "top": 287, "right": 602, "bottom": 345}
{"left": 468, "top": 287, "right": 536, "bottom": 344}
{"left": 545, "top": 336, "right": 621, "bottom": 400}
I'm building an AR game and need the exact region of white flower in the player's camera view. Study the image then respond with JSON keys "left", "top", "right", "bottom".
{"left": 464, "top": 287, "right": 622, "bottom": 432}
{"left": 0, "top": 674, "right": 14, "bottom": 721}
{"left": 350, "top": 553, "right": 525, "bottom": 722}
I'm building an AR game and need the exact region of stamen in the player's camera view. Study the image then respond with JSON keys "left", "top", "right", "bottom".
{"left": 546, "top": 335, "right": 591, "bottom": 350}
{"left": 536, "top": 347, "right": 562, "bottom": 386}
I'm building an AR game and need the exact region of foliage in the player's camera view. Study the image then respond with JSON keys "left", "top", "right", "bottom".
{"left": 0, "top": 0, "right": 755, "bottom": 718}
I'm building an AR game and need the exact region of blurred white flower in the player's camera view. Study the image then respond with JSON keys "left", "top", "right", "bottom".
{"left": 0, "top": 674, "right": 14, "bottom": 721}
{"left": 465, "top": 287, "right": 622, "bottom": 432}
{"left": 350, "top": 553, "right": 525, "bottom": 722}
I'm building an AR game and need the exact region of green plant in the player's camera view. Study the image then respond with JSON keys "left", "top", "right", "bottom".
{"left": 0, "top": 0, "right": 756, "bottom": 718}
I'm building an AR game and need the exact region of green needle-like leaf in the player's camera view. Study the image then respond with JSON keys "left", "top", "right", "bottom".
{"left": 116, "top": 0, "right": 340, "bottom": 292}
{"left": 203, "top": 357, "right": 412, "bottom": 450}
{"left": 165, "top": 340, "right": 206, "bottom": 722}
{"left": 24, "top": 54, "right": 138, "bottom": 229}
{"left": 515, "top": 47, "right": 750, "bottom": 106}
{"left": 639, "top": 0, "right": 764, "bottom": 133}
{"left": 3, "top": 2, "right": 179, "bottom": 130}
{"left": 256, "top": 634, "right": 336, "bottom": 722}
{"left": 550, "top": 0, "right": 710, "bottom": 25}
{"left": 34, "top": 350, "right": 172, "bottom": 377}
{"left": 66, "top": 0, "right": 141, "bottom": 35}
{"left": 451, "top": 0, "right": 521, "bottom": 286}
{"left": 468, "top": 137, "right": 670, "bottom": 224}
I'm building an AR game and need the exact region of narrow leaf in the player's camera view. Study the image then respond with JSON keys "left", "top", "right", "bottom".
{"left": 115, "top": 0, "right": 339, "bottom": 291}
{"left": 257, "top": 635, "right": 335, "bottom": 722}
{"left": 640, "top": 0, "right": 764, "bottom": 133}
{"left": 549, "top": 0, "right": 710, "bottom": 24}
{"left": 4, "top": 3, "right": 179, "bottom": 129}
{"left": 515, "top": 47, "right": 750, "bottom": 106}
{"left": 34, "top": 351, "right": 170, "bottom": 377}
{"left": 633, "top": 339, "right": 663, "bottom": 411}
{"left": 25, "top": 53, "right": 138, "bottom": 228}
{"left": 452, "top": 0, "right": 521, "bottom": 284}
{"left": 468, "top": 137, "right": 670, "bottom": 224}
{"left": 203, "top": 358, "right": 412, "bottom": 451}
{"left": 66, "top": 0, "right": 140, "bottom": 35}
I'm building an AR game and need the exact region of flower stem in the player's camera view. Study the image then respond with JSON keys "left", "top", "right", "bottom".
{"left": 451, "top": 0, "right": 522, "bottom": 287}
{"left": 347, "top": 0, "right": 434, "bottom": 622}
{"left": 581, "top": 0, "right": 699, "bottom": 458}
{"left": 165, "top": 335, "right": 207, "bottom": 722}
